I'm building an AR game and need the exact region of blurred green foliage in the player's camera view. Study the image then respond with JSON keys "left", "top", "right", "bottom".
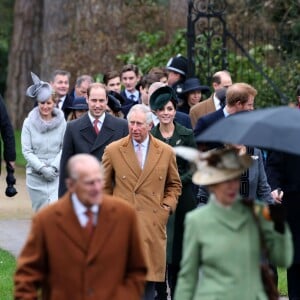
{"left": 118, "top": 28, "right": 300, "bottom": 108}
{"left": 117, "top": 29, "right": 187, "bottom": 74}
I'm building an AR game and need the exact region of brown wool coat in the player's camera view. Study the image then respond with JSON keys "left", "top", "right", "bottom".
{"left": 189, "top": 96, "right": 216, "bottom": 128}
{"left": 102, "top": 134, "right": 182, "bottom": 282}
{"left": 14, "top": 194, "right": 147, "bottom": 300}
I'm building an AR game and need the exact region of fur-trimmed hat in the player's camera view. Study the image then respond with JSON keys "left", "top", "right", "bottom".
{"left": 26, "top": 72, "right": 53, "bottom": 102}
{"left": 192, "top": 148, "right": 252, "bottom": 185}
{"left": 107, "top": 91, "right": 123, "bottom": 112}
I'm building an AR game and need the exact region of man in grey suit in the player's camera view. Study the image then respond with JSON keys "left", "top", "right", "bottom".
{"left": 59, "top": 83, "right": 128, "bottom": 196}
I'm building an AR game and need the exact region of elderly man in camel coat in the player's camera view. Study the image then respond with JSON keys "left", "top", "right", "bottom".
{"left": 102, "top": 104, "right": 182, "bottom": 300}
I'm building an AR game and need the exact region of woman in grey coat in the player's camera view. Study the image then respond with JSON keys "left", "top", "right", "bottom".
{"left": 22, "top": 72, "right": 66, "bottom": 211}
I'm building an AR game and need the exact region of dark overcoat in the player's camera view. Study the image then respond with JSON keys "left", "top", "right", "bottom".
{"left": 59, "top": 113, "right": 128, "bottom": 196}
{"left": 266, "top": 151, "right": 300, "bottom": 263}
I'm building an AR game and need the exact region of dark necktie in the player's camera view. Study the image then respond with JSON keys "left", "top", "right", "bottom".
{"left": 130, "top": 94, "right": 136, "bottom": 102}
{"left": 56, "top": 99, "right": 62, "bottom": 108}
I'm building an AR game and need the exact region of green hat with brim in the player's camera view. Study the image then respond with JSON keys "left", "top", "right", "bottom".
{"left": 149, "top": 86, "right": 178, "bottom": 111}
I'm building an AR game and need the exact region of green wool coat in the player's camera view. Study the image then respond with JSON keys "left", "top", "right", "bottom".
{"left": 174, "top": 195, "right": 293, "bottom": 300}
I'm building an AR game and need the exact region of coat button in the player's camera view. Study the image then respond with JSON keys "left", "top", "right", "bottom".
{"left": 87, "top": 288, "right": 94, "bottom": 295}
{"left": 159, "top": 176, "right": 163, "bottom": 180}
{"left": 153, "top": 209, "right": 157, "bottom": 213}
{"left": 122, "top": 175, "right": 126, "bottom": 179}
{"left": 87, "top": 261, "right": 93, "bottom": 266}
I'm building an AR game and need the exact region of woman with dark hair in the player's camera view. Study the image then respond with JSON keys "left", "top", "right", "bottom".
{"left": 67, "top": 96, "right": 88, "bottom": 121}
{"left": 177, "top": 77, "right": 210, "bottom": 114}
{"left": 150, "top": 86, "right": 197, "bottom": 298}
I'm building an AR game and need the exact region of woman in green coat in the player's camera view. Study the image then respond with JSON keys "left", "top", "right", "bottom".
{"left": 150, "top": 86, "right": 197, "bottom": 298}
{"left": 174, "top": 148, "right": 293, "bottom": 300}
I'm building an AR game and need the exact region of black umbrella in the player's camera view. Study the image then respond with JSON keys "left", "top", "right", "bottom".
{"left": 196, "top": 106, "right": 300, "bottom": 155}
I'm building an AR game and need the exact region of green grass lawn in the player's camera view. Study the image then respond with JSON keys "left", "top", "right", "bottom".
{"left": 0, "top": 246, "right": 289, "bottom": 298}
{"left": 0, "top": 249, "right": 16, "bottom": 300}
{"left": 278, "top": 268, "right": 288, "bottom": 296}
{"left": 14, "top": 130, "right": 26, "bottom": 167}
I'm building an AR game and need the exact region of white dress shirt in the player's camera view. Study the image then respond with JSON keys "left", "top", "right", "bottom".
{"left": 125, "top": 90, "right": 139, "bottom": 102}
{"left": 57, "top": 95, "right": 66, "bottom": 110}
{"left": 71, "top": 193, "right": 99, "bottom": 227}
{"left": 88, "top": 111, "right": 105, "bottom": 132}
{"left": 213, "top": 93, "right": 221, "bottom": 110}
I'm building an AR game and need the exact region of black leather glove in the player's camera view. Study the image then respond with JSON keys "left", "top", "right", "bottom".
{"left": 269, "top": 204, "right": 285, "bottom": 234}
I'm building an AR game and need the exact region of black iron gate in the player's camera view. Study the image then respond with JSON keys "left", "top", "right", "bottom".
{"left": 187, "top": 0, "right": 289, "bottom": 104}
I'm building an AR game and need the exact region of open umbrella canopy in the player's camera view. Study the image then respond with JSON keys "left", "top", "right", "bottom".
{"left": 196, "top": 106, "right": 300, "bottom": 155}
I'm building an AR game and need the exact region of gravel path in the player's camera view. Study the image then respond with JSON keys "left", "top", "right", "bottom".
{"left": 0, "top": 165, "right": 32, "bottom": 257}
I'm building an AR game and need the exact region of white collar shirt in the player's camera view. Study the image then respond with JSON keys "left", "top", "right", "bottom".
{"left": 213, "top": 93, "right": 221, "bottom": 110}
{"left": 71, "top": 193, "right": 99, "bottom": 227}
{"left": 132, "top": 135, "right": 150, "bottom": 169}
{"left": 88, "top": 111, "right": 106, "bottom": 132}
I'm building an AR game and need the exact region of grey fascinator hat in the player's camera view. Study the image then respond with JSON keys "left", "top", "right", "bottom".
{"left": 26, "top": 72, "right": 53, "bottom": 102}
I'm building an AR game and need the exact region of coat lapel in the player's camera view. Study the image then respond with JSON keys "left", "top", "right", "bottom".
{"left": 87, "top": 196, "right": 118, "bottom": 263}
{"left": 119, "top": 136, "right": 142, "bottom": 178}
{"left": 208, "top": 97, "right": 216, "bottom": 111}
{"left": 135, "top": 135, "right": 162, "bottom": 190}
{"left": 78, "top": 114, "right": 97, "bottom": 146}
{"left": 55, "top": 193, "right": 87, "bottom": 253}
{"left": 91, "top": 113, "right": 116, "bottom": 153}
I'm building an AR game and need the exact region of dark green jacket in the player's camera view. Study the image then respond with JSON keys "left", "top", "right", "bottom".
{"left": 151, "top": 122, "right": 197, "bottom": 264}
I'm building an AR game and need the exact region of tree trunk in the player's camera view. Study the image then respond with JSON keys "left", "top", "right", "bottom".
{"left": 6, "top": 0, "right": 187, "bottom": 128}
{"left": 5, "top": 0, "right": 43, "bottom": 128}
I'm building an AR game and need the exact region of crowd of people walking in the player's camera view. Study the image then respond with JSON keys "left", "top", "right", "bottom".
{"left": 0, "top": 54, "right": 299, "bottom": 299}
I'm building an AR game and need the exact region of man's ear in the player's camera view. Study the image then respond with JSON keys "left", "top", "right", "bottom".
{"left": 66, "top": 178, "right": 74, "bottom": 192}
{"left": 147, "top": 121, "right": 154, "bottom": 131}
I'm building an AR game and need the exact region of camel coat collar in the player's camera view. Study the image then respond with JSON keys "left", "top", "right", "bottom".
{"left": 54, "top": 193, "right": 117, "bottom": 264}
{"left": 118, "top": 134, "right": 164, "bottom": 191}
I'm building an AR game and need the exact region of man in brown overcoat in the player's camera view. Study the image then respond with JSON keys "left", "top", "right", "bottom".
{"left": 14, "top": 154, "right": 147, "bottom": 300}
{"left": 102, "top": 104, "right": 182, "bottom": 300}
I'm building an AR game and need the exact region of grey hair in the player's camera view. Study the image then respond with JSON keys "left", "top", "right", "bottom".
{"left": 66, "top": 154, "right": 104, "bottom": 180}
{"left": 127, "top": 104, "right": 153, "bottom": 125}
{"left": 75, "top": 75, "right": 94, "bottom": 87}
{"left": 50, "top": 69, "right": 71, "bottom": 82}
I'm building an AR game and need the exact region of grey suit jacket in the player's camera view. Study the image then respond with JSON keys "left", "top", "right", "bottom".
{"left": 244, "top": 148, "right": 274, "bottom": 204}
{"left": 59, "top": 113, "right": 128, "bottom": 196}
